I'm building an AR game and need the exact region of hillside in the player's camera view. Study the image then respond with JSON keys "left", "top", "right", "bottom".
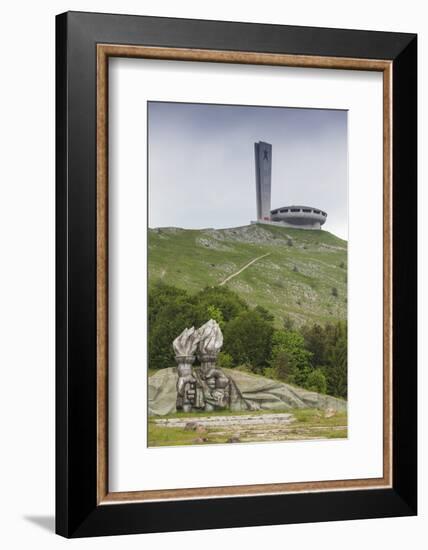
{"left": 148, "top": 223, "right": 347, "bottom": 326}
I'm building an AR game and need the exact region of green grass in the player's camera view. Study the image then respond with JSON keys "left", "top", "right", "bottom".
{"left": 291, "top": 408, "right": 347, "bottom": 426}
{"left": 147, "top": 407, "right": 348, "bottom": 447}
{"left": 148, "top": 424, "right": 208, "bottom": 446}
{"left": 148, "top": 224, "right": 347, "bottom": 326}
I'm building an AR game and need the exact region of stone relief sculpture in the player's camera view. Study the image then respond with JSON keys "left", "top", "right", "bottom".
{"left": 148, "top": 319, "right": 346, "bottom": 417}
{"left": 173, "top": 327, "right": 201, "bottom": 413}
{"left": 173, "top": 320, "right": 234, "bottom": 412}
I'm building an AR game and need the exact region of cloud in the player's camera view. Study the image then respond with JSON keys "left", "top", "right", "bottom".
{"left": 148, "top": 102, "right": 348, "bottom": 239}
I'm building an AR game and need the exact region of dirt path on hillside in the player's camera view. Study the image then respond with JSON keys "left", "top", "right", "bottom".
{"left": 219, "top": 253, "right": 271, "bottom": 286}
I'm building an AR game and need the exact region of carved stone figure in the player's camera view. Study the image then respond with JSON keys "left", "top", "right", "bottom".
{"left": 173, "top": 320, "right": 233, "bottom": 412}
{"left": 196, "top": 320, "right": 231, "bottom": 411}
{"left": 173, "top": 327, "right": 201, "bottom": 413}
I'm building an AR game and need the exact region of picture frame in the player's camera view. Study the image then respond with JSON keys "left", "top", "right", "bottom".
{"left": 56, "top": 11, "right": 417, "bottom": 538}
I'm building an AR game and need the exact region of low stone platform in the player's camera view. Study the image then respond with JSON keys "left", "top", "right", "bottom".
{"left": 153, "top": 412, "right": 295, "bottom": 429}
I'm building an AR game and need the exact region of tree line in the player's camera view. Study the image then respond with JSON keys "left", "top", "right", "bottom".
{"left": 148, "top": 281, "right": 347, "bottom": 399}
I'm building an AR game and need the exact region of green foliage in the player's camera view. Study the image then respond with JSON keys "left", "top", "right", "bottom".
{"left": 301, "top": 323, "right": 327, "bottom": 367}
{"left": 269, "top": 329, "right": 312, "bottom": 385}
{"left": 271, "top": 330, "right": 312, "bottom": 370}
{"left": 262, "top": 366, "right": 277, "bottom": 380}
{"left": 325, "top": 335, "right": 347, "bottom": 398}
{"left": 267, "top": 349, "right": 290, "bottom": 381}
{"left": 148, "top": 280, "right": 347, "bottom": 400}
{"left": 217, "top": 351, "right": 234, "bottom": 370}
{"left": 148, "top": 284, "right": 206, "bottom": 370}
{"left": 148, "top": 281, "right": 189, "bottom": 326}
{"left": 282, "top": 314, "right": 295, "bottom": 331}
{"left": 331, "top": 287, "right": 338, "bottom": 298}
{"left": 194, "top": 286, "right": 248, "bottom": 322}
{"left": 206, "top": 304, "right": 225, "bottom": 329}
{"left": 305, "top": 368, "right": 327, "bottom": 394}
{"left": 235, "top": 363, "right": 255, "bottom": 374}
{"left": 301, "top": 321, "right": 347, "bottom": 398}
{"left": 148, "top": 224, "right": 347, "bottom": 327}
{"left": 223, "top": 310, "right": 274, "bottom": 372}
{"left": 253, "top": 305, "right": 274, "bottom": 322}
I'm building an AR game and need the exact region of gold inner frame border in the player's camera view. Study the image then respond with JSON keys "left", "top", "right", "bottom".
{"left": 96, "top": 44, "right": 393, "bottom": 504}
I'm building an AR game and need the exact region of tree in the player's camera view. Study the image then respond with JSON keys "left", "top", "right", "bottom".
{"left": 148, "top": 282, "right": 206, "bottom": 370}
{"left": 270, "top": 329, "right": 312, "bottom": 385}
{"left": 301, "top": 323, "right": 328, "bottom": 367}
{"left": 148, "top": 281, "right": 189, "bottom": 326}
{"left": 269, "top": 349, "right": 291, "bottom": 380}
{"left": 305, "top": 368, "right": 327, "bottom": 394}
{"left": 223, "top": 310, "right": 274, "bottom": 372}
{"left": 148, "top": 300, "right": 205, "bottom": 370}
{"left": 325, "top": 336, "right": 347, "bottom": 398}
{"left": 206, "top": 304, "right": 225, "bottom": 329}
{"left": 194, "top": 286, "right": 248, "bottom": 322}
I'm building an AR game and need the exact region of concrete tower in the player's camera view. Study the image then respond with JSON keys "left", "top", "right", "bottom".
{"left": 254, "top": 141, "right": 272, "bottom": 221}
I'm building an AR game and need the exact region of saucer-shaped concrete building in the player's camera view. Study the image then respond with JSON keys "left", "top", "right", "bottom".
{"left": 270, "top": 205, "right": 327, "bottom": 229}
{"left": 254, "top": 140, "right": 327, "bottom": 230}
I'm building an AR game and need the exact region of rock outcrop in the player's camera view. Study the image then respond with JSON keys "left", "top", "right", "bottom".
{"left": 149, "top": 367, "right": 346, "bottom": 416}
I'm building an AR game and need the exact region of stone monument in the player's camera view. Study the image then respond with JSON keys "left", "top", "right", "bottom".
{"left": 172, "top": 326, "right": 201, "bottom": 413}
{"left": 173, "top": 320, "right": 234, "bottom": 413}
{"left": 254, "top": 141, "right": 272, "bottom": 222}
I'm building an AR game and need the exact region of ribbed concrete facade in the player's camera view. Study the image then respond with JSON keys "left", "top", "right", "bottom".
{"left": 254, "top": 141, "right": 272, "bottom": 221}
{"left": 271, "top": 205, "right": 327, "bottom": 229}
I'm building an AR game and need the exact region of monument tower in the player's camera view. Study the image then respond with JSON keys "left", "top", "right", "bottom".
{"left": 253, "top": 140, "right": 328, "bottom": 229}
{"left": 254, "top": 141, "right": 272, "bottom": 221}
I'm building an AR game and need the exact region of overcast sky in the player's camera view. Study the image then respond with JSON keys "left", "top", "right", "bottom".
{"left": 148, "top": 102, "right": 348, "bottom": 239}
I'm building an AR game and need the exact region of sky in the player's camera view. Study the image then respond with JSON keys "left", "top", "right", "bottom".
{"left": 148, "top": 102, "right": 348, "bottom": 239}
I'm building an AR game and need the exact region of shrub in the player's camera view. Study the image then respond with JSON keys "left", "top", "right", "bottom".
{"left": 217, "top": 352, "right": 234, "bottom": 370}
{"left": 282, "top": 315, "right": 295, "bottom": 331}
{"left": 305, "top": 368, "right": 327, "bottom": 394}
{"left": 262, "top": 366, "right": 277, "bottom": 380}
{"left": 253, "top": 305, "right": 274, "bottom": 322}
{"left": 206, "top": 304, "right": 225, "bottom": 329}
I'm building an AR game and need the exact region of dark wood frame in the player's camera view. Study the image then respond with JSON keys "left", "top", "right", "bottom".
{"left": 56, "top": 11, "right": 417, "bottom": 538}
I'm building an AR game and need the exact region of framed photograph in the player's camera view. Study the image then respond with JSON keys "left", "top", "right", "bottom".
{"left": 56, "top": 11, "right": 417, "bottom": 538}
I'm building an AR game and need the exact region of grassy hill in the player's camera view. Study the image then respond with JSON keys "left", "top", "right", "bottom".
{"left": 148, "top": 223, "right": 347, "bottom": 327}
